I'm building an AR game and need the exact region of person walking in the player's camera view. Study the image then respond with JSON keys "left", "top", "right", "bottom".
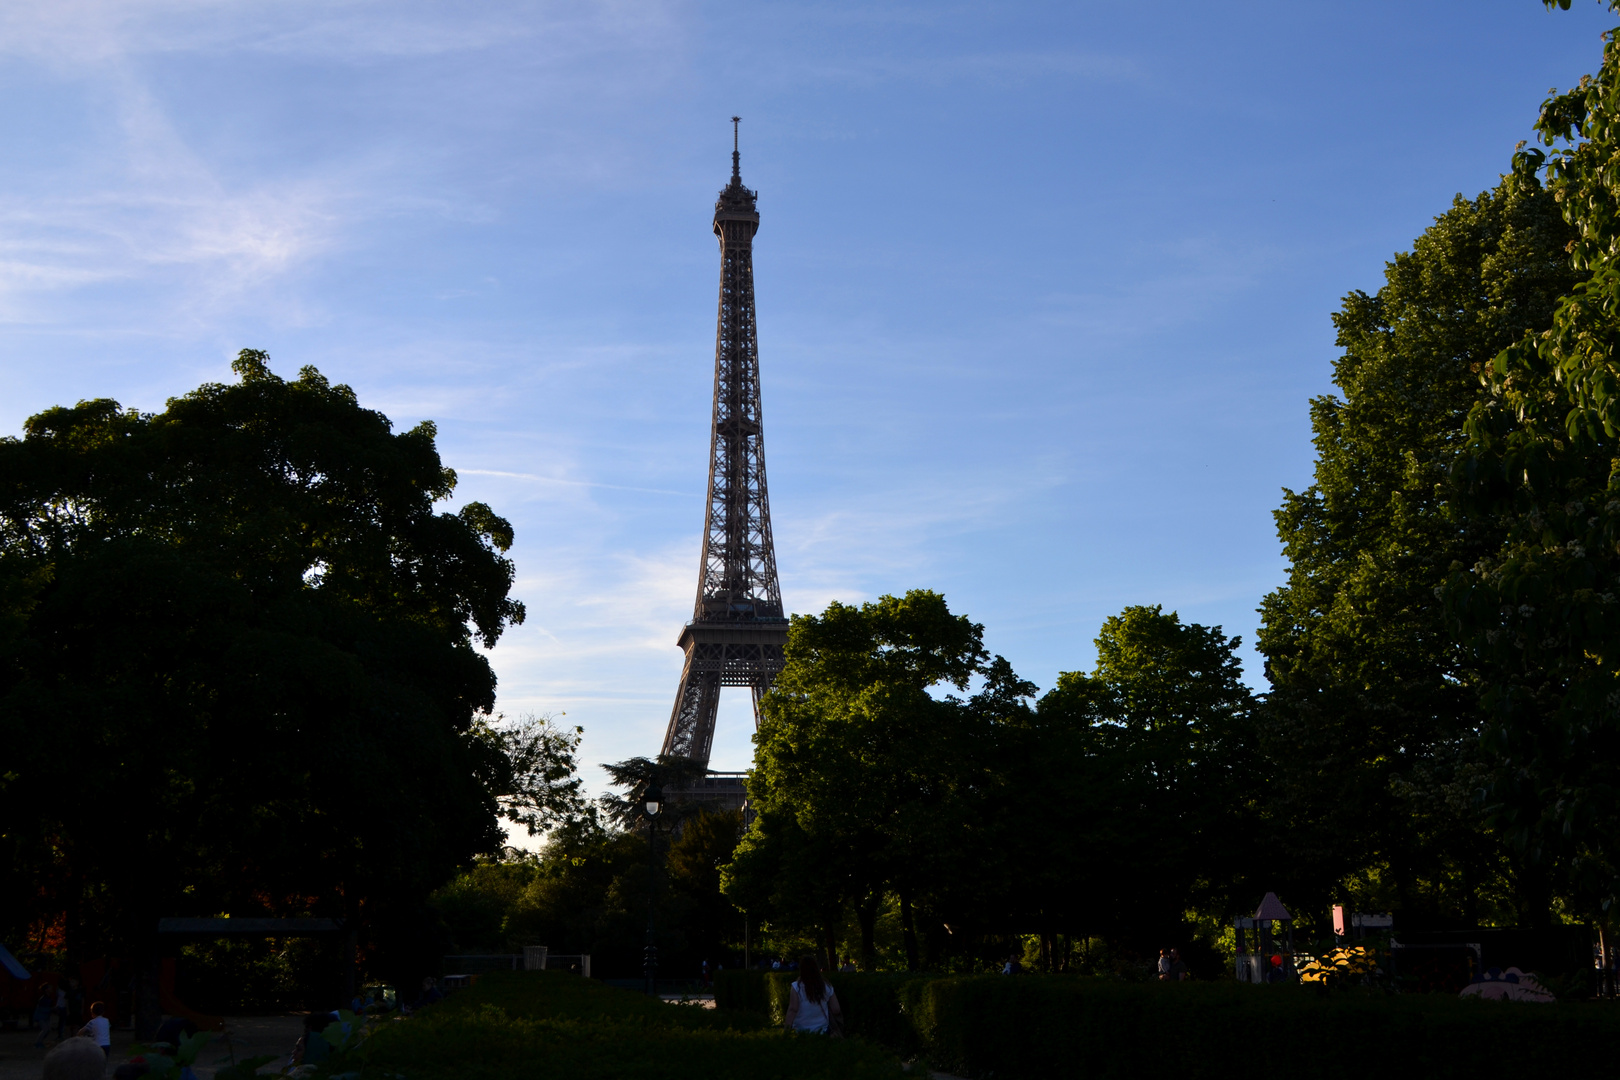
{"left": 781, "top": 955, "right": 841, "bottom": 1036}
{"left": 75, "top": 1001, "right": 112, "bottom": 1061}
{"left": 53, "top": 982, "right": 70, "bottom": 1040}
{"left": 31, "top": 984, "right": 55, "bottom": 1047}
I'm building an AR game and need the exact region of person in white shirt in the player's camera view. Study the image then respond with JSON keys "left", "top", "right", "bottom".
{"left": 781, "top": 955, "right": 841, "bottom": 1035}
{"left": 74, "top": 1001, "right": 111, "bottom": 1059}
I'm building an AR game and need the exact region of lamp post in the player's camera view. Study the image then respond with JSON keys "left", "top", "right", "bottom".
{"left": 643, "top": 782, "right": 662, "bottom": 997}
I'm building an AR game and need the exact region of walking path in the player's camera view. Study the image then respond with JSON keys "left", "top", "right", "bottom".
{"left": 5, "top": 1011, "right": 958, "bottom": 1078}
{"left": 0, "top": 1016, "right": 298, "bottom": 1079}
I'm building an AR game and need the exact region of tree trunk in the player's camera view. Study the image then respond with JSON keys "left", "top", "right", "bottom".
{"left": 899, "top": 891, "right": 920, "bottom": 971}
{"left": 1514, "top": 855, "right": 1554, "bottom": 929}
{"left": 822, "top": 919, "right": 839, "bottom": 975}
{"left": 135, "top": 954, "right": 162, "bottom": 1041}
{"left": 856, "top": 895, "right": 879, "bottom": 971}
{"left": 1460, "top": 854, "right": 1479, "bottom": 928}
{"left": 1601, "top": 915, "right": 1613, "bottom": 999}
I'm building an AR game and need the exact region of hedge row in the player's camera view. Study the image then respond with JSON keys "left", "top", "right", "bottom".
{"left": 717, "top": 969, "right": 1620, "bottom": 1078}
{"left": 346, "top": 972, "right": 905, "bottom": 1080}
{"left": 441, "top": 968, "right": 766, "bottom": 1031}
{"left": 715, "top": 970, "right": 929, "bottom": 1055}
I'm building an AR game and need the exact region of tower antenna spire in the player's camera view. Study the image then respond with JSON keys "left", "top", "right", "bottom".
{"left": 731, "top": 116, "right": 741, "bottom": 181}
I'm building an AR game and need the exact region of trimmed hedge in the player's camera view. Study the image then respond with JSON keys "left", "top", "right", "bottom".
{"left": 349, "top": 972, "right": 905, "bottom": 1080}
{"left": 906, "top": 976, "right": 1620, "bottom": 1077}
{"left": 724, "top": 971, "right": 1620, "bottom": 1078}
{"left": 713, "top": 969, "right": 775, "bottom": 1016}
{"left": 714, "top": 970, "right": 930, "bottom": 1053}
{"left": 444, "top": 969, "right": 764, "bottom": 1031}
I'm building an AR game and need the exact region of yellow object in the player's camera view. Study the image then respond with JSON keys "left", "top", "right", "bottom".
{"left": 1297, "top": 946, "right": 1380, "bottom": 986}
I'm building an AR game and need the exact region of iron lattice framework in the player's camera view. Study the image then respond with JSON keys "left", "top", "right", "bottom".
{"left": 660, "top": 120, "right": 787, "bottom": 769}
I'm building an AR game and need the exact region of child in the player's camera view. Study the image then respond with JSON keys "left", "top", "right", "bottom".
{"left": 75, "top": 1001, "right": 111, "bottom": 1059}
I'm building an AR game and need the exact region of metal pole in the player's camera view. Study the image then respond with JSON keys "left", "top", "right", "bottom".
{"left": 1596, "top": 922, "right": 1604, "bottom": 999}
{"left": 644, "top": 813, "right": 658, "bottom": 996}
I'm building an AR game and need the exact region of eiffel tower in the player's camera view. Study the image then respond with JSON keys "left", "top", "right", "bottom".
{"left": 659, "top": 119, "right": 787, "bottom": 799}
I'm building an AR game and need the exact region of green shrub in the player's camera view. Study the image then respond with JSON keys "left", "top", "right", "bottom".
{"left": 440, "top": 970, "right": 763, "bottom": 1031}
{"left": 715, "top": 970, "right": 930, "bottom": 1055}
{"left": 348, "top": 970, "right": 904, "bottom": 1080}
{"left": 356, "top": 1003, "right": 903, "bottom": 1080}
{"left": 725, "top": 969, "right": 1620, "bottom": 1077}
{"left": 823, "top": 973, "right": 930, "bottom": 1053}
{"left": 425, "top": 969, "right": 1620, "bottom": 1078}
{"left": 712, "top": 969, "right": 771, "bottom": 1015}
{"left": 911, "top": 976, "right": 1620, "bottom": 1078}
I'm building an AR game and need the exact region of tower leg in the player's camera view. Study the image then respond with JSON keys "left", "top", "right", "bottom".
{"left": 750, "top": 683, "right": 770, "bottom": 731}
{"left": 662, "top": 657, "right": 721, "bottom": 766}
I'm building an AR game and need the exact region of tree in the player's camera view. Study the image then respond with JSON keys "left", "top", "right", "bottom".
{"left": 598, "top": 755, "right": 709, "bottom": 830}
{"left": 1258, "top": 172, "right": 1581, "bottom": 925}
{"left": 727, "top": 594, "right": 1255, "bottom": 972}
{"left": 1031, "top": 606, "right": 1255, "bottom": 953}
{"left": 1444, "top": 14, "right": 1620, "bottom": 940}
{"left": 484, "top": 713, "right": 589, "bottom": 837}
{"left": 461, "top": 823, "right": 655, "bottom": 975}
{"left": 665, "top": 810, "right": 747, "bottom": 970}
{"left": 725, "top": 590, "right": 999, "bottom": 970}
{"left": 0, "top": 351, "right": 544, "bottom": 1001}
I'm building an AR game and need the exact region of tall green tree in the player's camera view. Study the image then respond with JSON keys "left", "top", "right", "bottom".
{"left": 1259, "top": 172, "right": 1580, "bottom": 925}
{"left": 725, "top": 590, "right": 997, "bottom": 970}
{"left": 1446, "top": 7, "right": 1620, "bottom": 938}
{"left": 1031, "top": 606, "right": 1255, "bottom": 951}
{"left": 729, "top": 595, "right": 1254, "bottom": 971}
{"left": 0, "top": 351, "right": 542, "bottom": 989}
{"left": 664, "top": 809, "right": 748, "bottom": 970}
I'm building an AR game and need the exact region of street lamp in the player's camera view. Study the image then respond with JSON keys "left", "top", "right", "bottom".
{"left": 644, "top": 782, "right": 663, "bottom": 997}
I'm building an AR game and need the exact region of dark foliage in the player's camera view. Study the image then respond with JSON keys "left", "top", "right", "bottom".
{"left": 350, "top": 971, "right": 903, "bottom": 1080}
{"left": 431, "top": 809, "right": 747, "bottom": 981}
{"left": 0, "top": 351, "right": 527, "bottom": 984}
{"left": 722, "top": 970, "right": 1620, "bottom": 1079}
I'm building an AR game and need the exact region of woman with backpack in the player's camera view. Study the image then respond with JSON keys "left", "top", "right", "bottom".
{"left": 782, "top": 955, "right": 842, "bottom": 1036}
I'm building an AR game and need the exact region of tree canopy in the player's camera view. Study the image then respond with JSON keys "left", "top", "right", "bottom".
{"left": 1258, "top": 173, "right": 1581, "bottom": 926}
{"left": 724, "top": 593, "right": 1254, "bottom": 973}
{"left": 1442, "top": 20, "right": 1620, "bottom": 933}
{"left": 0, "top": 351, "right": 554, "bottom": 980}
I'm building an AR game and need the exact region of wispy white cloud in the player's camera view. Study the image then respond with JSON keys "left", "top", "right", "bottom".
{"left": 0, "top": 63, "right": 353, "bottom": 324}
{"left": 781, "top": 460, "right": 1066, "bottom": 585}
{"left": 459, "top": 468, "right": 697, "bottom": 499}
{"left": 0, "top": 1, "right": 675, "bottom": 65}
{"left": 0, "top": 0, "right": 693, "bottom": 330}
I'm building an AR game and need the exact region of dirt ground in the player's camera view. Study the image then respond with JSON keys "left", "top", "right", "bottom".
{"left": 0, "top": 1016, "right": 299, "bottom": 1079}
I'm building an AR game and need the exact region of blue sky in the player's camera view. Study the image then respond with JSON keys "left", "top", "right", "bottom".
{"left": 1, "top": 1, "right": 1615, "bottom": 800}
